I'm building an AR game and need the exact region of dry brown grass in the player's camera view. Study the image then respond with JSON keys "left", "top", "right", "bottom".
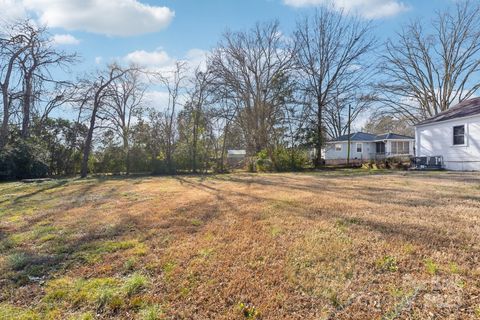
{"left": 1, "top": 170, "right": 480, "bottom": 319}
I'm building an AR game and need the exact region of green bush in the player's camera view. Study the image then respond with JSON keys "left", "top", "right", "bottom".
{"left": 255, "top": 147, "right": 308, "bottom": 172}
{"left": 255, "top": 150, "right": 273, "bottom": 172}
{"left": 0, "top": 140, "right": 49, "bottom": 180}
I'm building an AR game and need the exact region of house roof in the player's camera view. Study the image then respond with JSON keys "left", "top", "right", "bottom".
{"left": 374, "top": 133, "right": 415, "bottom": 140}
{"left": 416, "top": 97, "right": 480, "bottom": 126}
{"left": 331, "top": 132, "right": 414, "bottom": 142}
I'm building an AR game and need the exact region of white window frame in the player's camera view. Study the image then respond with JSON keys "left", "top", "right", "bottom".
{"left": 391, "top": 141, "right": 410, "bottom": 155}
{"left": 335, "top": 143, "right": 342, "bottom": 151}
{"left": 356, "top": 143, "right": 362, "bottom": 153}
{"left": 452, "top": 124, "right": 466, "bottom": 146}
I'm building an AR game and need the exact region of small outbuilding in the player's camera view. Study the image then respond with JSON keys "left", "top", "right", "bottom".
{"left": 226, "top": 150, "right": 247, "bottom": 168}
{"left": 415, "top": 97, "right": 480, "bottom": 171}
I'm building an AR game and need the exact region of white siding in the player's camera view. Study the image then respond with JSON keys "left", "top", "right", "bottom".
{"left": 415, "top": 114, "right": 480, "bottom": 170}
{"left": 325, "top": 142, "right": 375, "bottom": 160}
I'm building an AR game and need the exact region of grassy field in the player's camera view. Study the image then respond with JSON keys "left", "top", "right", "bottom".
{"left": 1, "top": 170, "right": 480, "bottom": 319}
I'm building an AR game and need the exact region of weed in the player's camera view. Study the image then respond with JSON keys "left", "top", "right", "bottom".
{"left": 198, "top": 248, "right": 214, "bottom": 258}
{"left": 76, "top": 239, "right": 146, "bottom": 263}
{"left": 0, "top": 303, "right": 40, "bottom": 320}
{"left": 328, "top": 291, "right": 343, "bottom": 308}
{"left": 124, "top": 273, "right": 148, "bottom": 297}
{"left": 376, "top": 255, "right": 398, "bottom": 272}
{"left": 71, "top": 312, "right": 94, "bottom": 320}
{"left": 44, "top": 277, "right": 123, "bottom": 310}
{"left": 124, "top": 258, "right": 137, "bottom": 272}
{"left": 270, "top": 226, "right": 282, "bottom": 237}
{"left": 403, "top": 243, "right": 415, "bottom": 255}
{"left": 448, "top": 262, "right": 460, "bottom": 274}
{"left": 139, "top": 304, "right": 163, "bottom": 320}
{"left": 238, "top": 302, "right": 260, "bottom": 319}
{"left": 424, "top": 259, "right": 438, "bottom": 275}
{"left": 191, "top": 219, "right": 203, "bottom": 226}
{"left": 7, "top": 252, "right": 30, "bottom": 271}
{"left": 162, "top": 262, "right": 176, "bottom": 276}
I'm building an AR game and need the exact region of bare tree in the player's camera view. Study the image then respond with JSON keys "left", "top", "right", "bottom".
{"left": 153, "top": 61, "right": 188, "bottom": 172}
{"left": 294, "top": 8, "right": 375, "bottom": 167}
{"left": 0, "top": 20, "right": 31, "bottom": 147}
{"left": 101, "top": 68, "right": 146, "bottom": 174}
{"left": 0, "top": 19, "right": 76, "bottom": 144}
{"left": 378, "top": 1, "right": 480, "bottom": 123}
{"left": 324, "top": 91, "right": 371, "bottom": 138}
{"left": 185, "top": 68, "right": 213, "bottom": 173}
{"left": 209, "top": 21, "right": 296, "bottom": 156}
{"left": 79, "top": 64, "right": 131, "bottom": 178}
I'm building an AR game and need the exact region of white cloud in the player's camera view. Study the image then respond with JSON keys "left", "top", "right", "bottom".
{"left": 0, "top": 0, "right": 26, "bottom": 22}
{"left": 185, "top": 49, "right": 209, "bottom": 71}
{"left": 123, "top": 48, "right": 209, "bottom": 74}
{"left": 144, "top": 90, "right": 170, "bottom": 107}
{"left": 51, "top": 34, "right": 80, "bottom": 45}
{"left": 6, "top": 0, "right": 174, "bottom": 36}
{"left": 95, "top": 56, "right": 103, "bottom": 65}
{"left": 283, "top": 0, "right": 409, "bottom": 19}
{"left": 124, "top": 49, "right": 172, "bottom": 67}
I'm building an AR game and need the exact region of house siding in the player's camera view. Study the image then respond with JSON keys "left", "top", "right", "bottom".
{"left": 325, "top": 142, "right": 375, "bottom": 162}
{"left": 415, "top": 114, "right": 480, "bottom": 170}
{"left": 325, "top": 139, "right": 414, "bottom": 163}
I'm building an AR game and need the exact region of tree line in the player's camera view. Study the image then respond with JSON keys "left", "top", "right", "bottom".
{"left": 1, "top": 1, "right": 480, "bottom": 179}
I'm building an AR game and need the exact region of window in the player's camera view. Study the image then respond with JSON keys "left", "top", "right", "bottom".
{"left": 356, "top": 143, "right": 362, "bottom": 153}
{"left": 335, "top": 144, "right": 342, "bottom": 151}
{"left": 453, "top": 125, "right": 465, "bottom": 145}
{"left": 391, "top": 141, "right": 410, "bottom": 154}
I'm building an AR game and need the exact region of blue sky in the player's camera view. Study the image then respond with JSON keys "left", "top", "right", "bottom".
{"left": 1, "top": 0, "right": 457, "bottom": 126}
{"left": 2, "top": 0, "right": 454, "bottom": 73}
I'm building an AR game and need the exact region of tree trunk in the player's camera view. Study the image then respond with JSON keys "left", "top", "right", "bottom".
{"left": 21, "top": 75, "right": 33, "bottom": 139}
{"left": 0, "top": 88, "right": 9, "bottom": 148}
{"left": 123, "top": 133, "right": 130, "bottom": 175}
{"left": 81, "top": 103, "right": 98, "bottom": 178}
{"left": 220, "top": 122, "right": 229, "bottom": 173}
{"left": 315, "top": 98, "right": 323, "bottom": 168}
{"left": 192, "top": 110, "right": 198, "bottom": 173}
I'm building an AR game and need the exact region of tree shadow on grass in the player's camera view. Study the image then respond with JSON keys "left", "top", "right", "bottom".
{"left": 11, "top": 180, "right": 69, "bottom": 204}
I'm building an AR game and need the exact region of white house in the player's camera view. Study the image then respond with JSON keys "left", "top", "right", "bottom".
{"left": 226, "top": 149, "right": 246, "bottom": 167}
{"left": 325, "top": 132, "right": 415, "bottom": 165}
{"left": 415, "top": 97, "right": 480, "bottom": 171}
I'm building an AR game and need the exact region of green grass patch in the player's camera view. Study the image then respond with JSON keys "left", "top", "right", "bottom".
{"left": 424, "top": 258, "right": 439, "bottom": 275}
{"left": 124, "top": 273, "right": 149, "bottom": 297}
{"left": 376, "top": 255, "right": 398, "bottom": 273}
{"left": 75, "top": 239, "right": 147, "bottom": 264}
{"left": 139, "top": 304, "right": 163, "bottom": 320}
{"left": 0, "top": 303, "right": 40, "bottom": 320}
{"left": 44, "top": 273, "right": 150, "bottom": 312}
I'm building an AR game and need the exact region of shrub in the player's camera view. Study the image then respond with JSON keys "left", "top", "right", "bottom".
{"left": 255, "top": 147, "right": 308, "bottom": 172}
{"left": 0, "top": 140, "right": 49, "bottom": 180}
{"left": 255, "top": 150, "right": 273, "bottom": 172}
{"left": 151, "top": 159, "right": 174, "bottom": 175}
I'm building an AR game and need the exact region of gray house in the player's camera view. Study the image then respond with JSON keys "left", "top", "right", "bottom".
{"left": 325, "top": 132, "right": 415, "bottom": 165}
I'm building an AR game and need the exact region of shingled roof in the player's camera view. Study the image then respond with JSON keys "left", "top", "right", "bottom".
{"left": 331, "top": 132, "right": 414, "bottom": 142}
{"left": 416, "top": 97, "right": 480, "bottom": 126}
